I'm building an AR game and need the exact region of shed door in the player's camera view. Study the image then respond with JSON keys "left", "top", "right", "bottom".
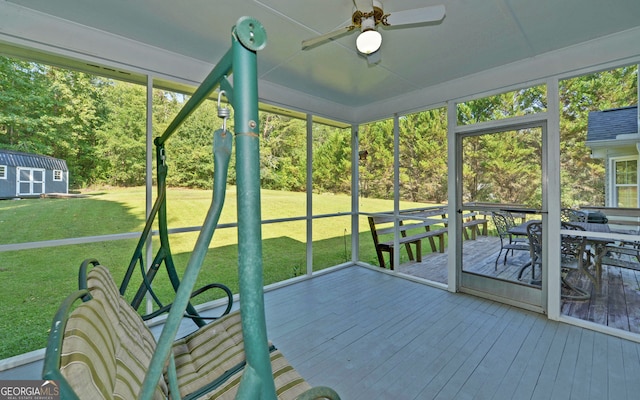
{"left": 17, "top": 167, "right": 45, "bottom": 196}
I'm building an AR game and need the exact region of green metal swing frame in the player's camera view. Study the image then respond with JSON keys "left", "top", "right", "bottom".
{"left": 135, "top": 17, "right": 280, "bottom": 399}
{"left": 119, "top": 113, "right": 233, "bottom": 326}
{"left": 43, "top": 17, "right": 339, "bottom": 400}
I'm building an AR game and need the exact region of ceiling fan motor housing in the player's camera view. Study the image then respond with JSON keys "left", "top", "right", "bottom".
{"left": 352, "top": 2, "right": 385, "bottom": 27}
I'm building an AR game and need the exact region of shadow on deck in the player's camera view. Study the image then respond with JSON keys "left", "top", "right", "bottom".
{"left": 396, "top": 235, "right": 640, "bottom": 334}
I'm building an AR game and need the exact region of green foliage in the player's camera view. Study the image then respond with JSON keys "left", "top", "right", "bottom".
{"left": 457, "top": 85, "right": 547, "bottom": 125}
{"left": 0, "top": 55, "right": 637, "bottom": 209}
{"left": 313, "top": 126, "right": 351, "bottom": 193}
{"left": 399, "top": 109, "right": 448, "bottom": 203}
{"left": 559, "top": 66, "right": 638, "bottom": 207}
{"left": 96, "top": 82, "right": 148, "bottom": 186}
{"left": 463, "top": 130, "right": 542, "bottom": 206}
{"left": 0, "top": 58, "right": 107, "bottom": 187}
{"left": 163, "top": 97, "right": 219, "bottom": 189}
{"left": 259, "top": 113, "right": 307, "bottom": 191}
{"left": 359, "top": 119, "right": 395, "bottom": 198}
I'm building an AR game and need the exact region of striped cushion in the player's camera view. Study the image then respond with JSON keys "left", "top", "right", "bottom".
{"left": 171, "top": 310, "right": 246, "bottom": 397}
{"left": 60, "top": 298, "right": 117, "bottom": 399}
{"left": 171, "top": 311, "right": 312, "bottom": 399}
{"left": 59, "top": 265, "right": 167, "bottom": 399}
{"left": 60, "top": 265, "right": 313, "bottom": 399}
{"left": 197, "top": 350, "right": 312, "bottom": 400}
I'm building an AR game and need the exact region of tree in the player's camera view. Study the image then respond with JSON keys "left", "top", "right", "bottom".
{"left": 95, "top": 82, "right": 148, "bottom": 186}
{"left": 0, "top": 58, "right": 50, "bottom": 151}
{"left": 399, "top": 108, "right": 448, "bottom": 202}
{"left": 457, "top": 86, "right": 546, "bottom": 205}
{"left": 1, "top": 54, "right": 635, "bottom": 205}
{"left": 359, "top": 120, "right": 395, "bottom": 199}
{"left": 0, "top": 57, "right": 107, "bottom": 187}
{"left": 472, "top": 129, "right": 541, "bottom": 206}
{"left": 165, "top": 98, "right": 218, "bottom": 189}
{"left": 259, "top": 113, "right": 307, "bottom": 191}
{"left": 559, "top": 66, "right": 638, "bottom": 207}
{"left": 313, "top": 126, "right": 351, "bottom": 194}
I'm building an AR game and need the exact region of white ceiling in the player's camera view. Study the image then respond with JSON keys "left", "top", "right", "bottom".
{"left": 1, "top": 0, "right": 640, "bottom": 125}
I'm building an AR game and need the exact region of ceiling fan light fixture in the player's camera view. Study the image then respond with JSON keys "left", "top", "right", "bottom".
{"left": 356, "top": 17, "right": 382, "bottom": 55}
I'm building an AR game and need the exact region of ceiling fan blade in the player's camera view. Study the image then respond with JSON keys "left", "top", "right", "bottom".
{"left": 383, "top": 4, "right": 445, "bottom": 27}
{"left": 367, "top": 49, "right": 382, "bottom": 65}
{"left": 301, "top": 25, "right": 356, "bottom": 50}
{"left": 353, "top": 0, "right": 374, "bottom": 13}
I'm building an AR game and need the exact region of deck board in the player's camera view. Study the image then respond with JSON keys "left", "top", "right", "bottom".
{"left": 368, "top": 298, "right": 494, "bottom": 399}
{"left": 4, "top": 265, "right": 640, "bottom": 399}
{"left": 621, "top": 339, "right": 640, "bottom": 398}
{"left": 397, "top": 235, "right": 640, "bottom": 335}
{"left": 456, "top": 309, "right": 533, "bottom": 400}
{"left": 622, "top": 268, "right": 640, "bottom": 333}
{"left": 267, "top": 267, "right": 640, "bottom": 399}
{"left": 491, "top": 314, "right": 550, "bottom": 400}
{"left": 0, "top": 266, "right": 640, "bottom": 400}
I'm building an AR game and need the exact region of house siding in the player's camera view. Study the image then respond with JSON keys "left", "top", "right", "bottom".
{"left": 586, "top": 106, "right": 640, "bottom": 208}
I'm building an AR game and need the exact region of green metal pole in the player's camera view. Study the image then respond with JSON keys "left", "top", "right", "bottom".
{"left": 155, "top": 49, "right": 233, "bottom": 146}
{"left": 230, "top": 17, "right": 274, "bottom": 400}
{"left": 138, "top": 17, "right": 266, "bottom": 400}
{"left": 139, "top": 127, "right": 232, "bottom": 400}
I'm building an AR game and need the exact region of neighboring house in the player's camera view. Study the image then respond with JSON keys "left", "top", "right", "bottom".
{"left": 0, "top": 149, "right": 69, "bottom": 199}
{"left": 586, "top": 105, "right": 640, "bottom": 208}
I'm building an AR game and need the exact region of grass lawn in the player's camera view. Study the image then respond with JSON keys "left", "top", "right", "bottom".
{"left": 0, "top": 186, "right": 433, "bottom": 360}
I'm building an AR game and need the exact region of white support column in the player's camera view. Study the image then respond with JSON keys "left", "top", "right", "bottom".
{"left": 351, "top": 124, "right": 360, "bottom": 263}
{"left": 446, "top": 101, "right": 459, "bottom": 292}
{"left": 393, "top": 114, "right": 401, "bottom": 269}
{"left": 145, "top": 75, "right": 154, "bottom": 315}
{"left": 306, "top": 114, "right": 314, "bottom": 275}
{"left": 546, "top": 78, "right": 562, "bottom": 319}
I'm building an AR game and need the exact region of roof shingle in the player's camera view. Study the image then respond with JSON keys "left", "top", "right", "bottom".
{"left": 587, "top": 105, "right": 638, "bottom": 142}
{"left": 0, "top": 149, "right": 68, "bottom": 171}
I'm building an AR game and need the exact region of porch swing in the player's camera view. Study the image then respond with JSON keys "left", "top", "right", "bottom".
{"left": 42, "top": 17, "right": 340, "bottom": 400}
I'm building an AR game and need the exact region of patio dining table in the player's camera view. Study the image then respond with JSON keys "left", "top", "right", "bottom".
{"left": 507, "top": 220, "right": 612, "bottom": 290}
{"left": 507, "top": 220, "right": 611, "bottom": 237}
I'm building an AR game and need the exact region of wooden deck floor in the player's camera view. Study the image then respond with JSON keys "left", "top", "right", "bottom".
{"left": 396, "top": 235, "right": 640, "bottom": 334}
{"left": 268, "top": 267, "right": 640, "bottom": 399}
{"left": 3, "top": 266, "right": 640, "bottom": 399}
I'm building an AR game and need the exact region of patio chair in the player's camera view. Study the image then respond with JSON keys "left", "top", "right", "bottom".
{"left": 519, "top": 221, "right": 590, "bottom": 300}
{"left": 519, "top": 221, "right": 543, "bottom": 284}
{"left": 504, "top": 211, "right": 530, "bottom": 245}
{"left": 558, "top": 222, "right": 591, "bottom": 300}
{"left": 491, "top": 211, "right": 530, "bottom": 269}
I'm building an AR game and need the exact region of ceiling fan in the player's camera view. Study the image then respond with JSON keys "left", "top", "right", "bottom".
{"left": 301, "top": 0, "right": 446, "bottom": 64}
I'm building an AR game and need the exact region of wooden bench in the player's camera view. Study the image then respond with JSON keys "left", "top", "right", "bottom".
{"left": 598, "top": 245, "right": 640, "bottom": 269}
{"left": 415, "top": 207, "right": 488, "bottom": 240}
{"left": 401, "top": 208, "right": 450, "bottom": 251}
{"left": 461, "top": 211, "right": 489, "bottom": 240}
{"left": 595, "top": 245, "right": 640, "bottom": 289}
{"left": 368, "top": 214, "right": 447, "bottom": 270}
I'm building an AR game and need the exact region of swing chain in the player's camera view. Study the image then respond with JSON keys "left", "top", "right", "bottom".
{"left": 217, "top": 90, "right": 230, "bottom": 132}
